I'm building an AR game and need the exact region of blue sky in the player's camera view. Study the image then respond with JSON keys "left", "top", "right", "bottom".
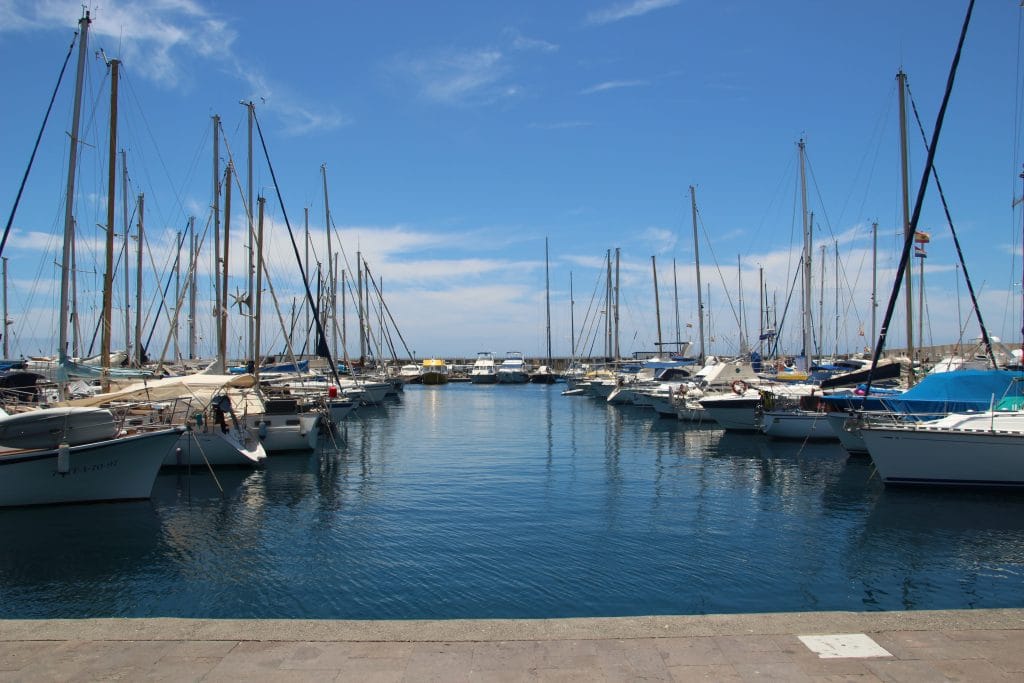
{"left": 1, "top": 0, "right": 1022, "bottom": 363}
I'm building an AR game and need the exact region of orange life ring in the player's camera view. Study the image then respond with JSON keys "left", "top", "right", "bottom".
{"left": 731, "top": 379, "right": 748, "bottom": 395}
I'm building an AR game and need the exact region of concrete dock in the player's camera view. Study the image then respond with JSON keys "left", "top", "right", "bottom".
{"left": 1, "top": 608, "right": 1022, "bottom": 680}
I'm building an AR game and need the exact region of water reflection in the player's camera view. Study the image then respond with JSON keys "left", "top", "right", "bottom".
{"left": 1, "top": 385, "right": 1022, "bottom": 619}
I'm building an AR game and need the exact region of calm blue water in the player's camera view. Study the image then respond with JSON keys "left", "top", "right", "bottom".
{"left": 1, "top": 382, "right": 1023, "bottom": 619}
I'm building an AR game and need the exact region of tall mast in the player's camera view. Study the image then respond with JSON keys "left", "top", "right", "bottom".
{"left": 897, "top": 70, "right": 915, "bottom": 375}
{"left": 173, "top": 229, "right": 181, "bottom": 361}
{"left": 569, "top": 271, "right": 575, "bottom": 360}
{"left": 672, "top": 258, "right": 680, "bottom": 356}
{"left": 357, "top": 250, "right": 365, "bottom": 361}
{"left": 321, "top": 164, "right": 338, "bottom": 360}
{"left": 304, "top": 206, "right": 310, "bottom": 357}
{"left": 799, "top": 139, "right": 813, "bottom": 367}
{"left": 758, "top": 266, "right": 765, "bottom": 357}
{"left": 818, "top": 241, "right": 825, "bottom": 360}
{"left": 651, "top": 255, "right": 662, "bottom": 354}
{"left": 605, "top": 249, "right": 612, "bottom": 359}
{"left": 834, "top": 241, "right": 839, "bottom": 357}
{"left": 188, "top": 217, "right": 196, "bottom": 360}
{"left": 737, "top": 255, "right": 750, "bottom": 355}
{"left": 221, "top": 162, "right": 232, "bottom": 366}
{"left": 100, "top": 56, "right": 119, "bottom": 378}
{"left": 212, "top": 114, "right": 221, "bottom": 366}
{"left": 134, "top": 194, "right": 144, "bottom": 366}
{"left": 58, "top": 11, "right": 91, "bottom": 374}
{"left": 243, "top": 101, "right": 255, "bottom": 362}
{"left": 2, "top": 257, "right": 8, "bottom": 358}
{"left": 614, "top": 247, "right": 621, "bottom": 359}
{"left": 254, "top": 197, "right": 265, "bottom": 380}
{"left": 871, "top": 221, "right": 878, "bottom": 351}
{"left": 689, "top": 185, "right": 705, "bottom": 361}
{"left": 544, "top": 237, "right": 552, "bottom": 366}
{"left": 122, "top": 149, "right": 131, "bottom": 362}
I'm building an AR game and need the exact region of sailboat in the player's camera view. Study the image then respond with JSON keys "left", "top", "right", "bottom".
{"left": 0, "top": 12, "right": 183, "bottom": 506}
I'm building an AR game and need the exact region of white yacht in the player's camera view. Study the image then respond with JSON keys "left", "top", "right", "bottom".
{"left": 469, "top": 352, "right": 499, "bottom": 384}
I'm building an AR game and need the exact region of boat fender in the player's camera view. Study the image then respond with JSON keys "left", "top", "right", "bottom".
{"left": 257, "top": 420, "right": 268, "bottom": 440}
{"left": 57, "top": 442, "right": 71, "bottom": 474}
{"left": 731, "top": 379, "right": 748, "bottom": 395}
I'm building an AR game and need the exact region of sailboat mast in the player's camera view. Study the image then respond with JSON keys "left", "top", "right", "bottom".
{"left": 569, "top": 271, "right": 576, "bottom": 360}
{"left": 222, "top": 162, "right": 232, "bottom": 365}
{"left": 122, "top": 149, "right": 131, "bottom": 362}
{"left": 58, "top": 11, "right": 91, "bottom": 371}
{"left": 134, "top": 194, "right": 144, "bottom": 366}
{"left": 689, "top": 185, "right": 705, "bottom": 362}
{"left": 651, "top": 255, "right": 662, "bottom": 354}
{"left": 304, "top": 207, "right": 310, "bottom": 355}
{"left": 212, "top": 115, "right": 221, "bottom": 366}
{"left": 2, "top": 258, "right": 8, "bottom": 358}
{"left": 605, "top": 249, "right": 612, "bottom": 359}
{"left": 544, "top": 237, "right": 552, "bottom": 366}
{"left": 672, "top": 258, "right": 680, "bottom": 356}
{"left": 321, "top": 164, "right": 338, "bottom": 360}
{"left": 188, "top": 217, "right": 196, "bottom": 359}
{"left": 254, "top": 196, "right": 265, "bottom": 380}
{"left": 897, "top": 70, "right": 915, "bottom": 373}
{"left": 871, "top": 221, "right": 878, "bottom": 351}
{"left": 614, "top": 247, "right": 621, "bottom": 359}
{"left": 101, "top": 57, "right": 119, "bottom": 376}
{"left": 818, "top": 241, "right": 825, "bottom": 360}
{"left": 799, "top": 139, "right": 813, "bottom": 367}
{"left": 244, "top": 101, "right": 255, "bottom": 362}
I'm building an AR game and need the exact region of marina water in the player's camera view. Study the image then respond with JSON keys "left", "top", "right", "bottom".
{"left": 1, "top": 382, "right": 1022, "bottom": 619}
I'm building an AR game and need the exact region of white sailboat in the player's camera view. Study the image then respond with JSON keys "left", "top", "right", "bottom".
{"left": 0, "top": 13, "right": 185, "bottom": 507}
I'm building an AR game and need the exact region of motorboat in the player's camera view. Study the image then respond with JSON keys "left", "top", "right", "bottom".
{"left": 496, "top": 352, "right": 531, "bottom": 384}
{"left": 469, "top": 352, "right": 499, "bottom": 384}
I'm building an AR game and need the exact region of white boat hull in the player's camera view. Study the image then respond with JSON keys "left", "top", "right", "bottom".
{"left": 0, "top": 427, "right": 182, "bottom": 507}
{"left": 826, "top": 412, "right": 868, "bottom": 453}
{"left": 761, "top": 410, "right": 838, "bottom": 441}
{"left": 698, "top": 396, "right": 761, "bottom": 432}
{"left": 164, "top": 427, "right": 266, "bottom": 467}
{"left": 861, "top": 418, "right": 1024, "bottom": 487}
{"left": 246, "top": 413, "right": 320, "bottom": 452}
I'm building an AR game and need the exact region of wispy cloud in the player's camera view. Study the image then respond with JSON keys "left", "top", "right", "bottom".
{"left": 580, "top": 79, "right": 648, "bottom": 95}
{"left": 392, "top": 47, "right": 517, "bottom": 105}
{"left": 2, "top": 0, "right": 344, "bottom": 136}
{"left": 642, "top": 227, "right": 677, "bottom": 255}
{"left": 530, "top": 121, "right": 594, "bottom": 130}
{"left": 504, "top": 27, "right": 558, "bottom": 53}
{"left": 585, "top": 0, "right": 681, "bottom": 26}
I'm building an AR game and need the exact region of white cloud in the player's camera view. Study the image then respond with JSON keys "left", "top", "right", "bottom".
{"left": 580, "top": 79, "right": 648, "bottom": 95}
{"left": 585, "top": 0, "right": 681, "bottom": 26}
{"left": 641, "top": 227, "right": 677, "bottom": 255}
{"left": 504, "top": 27, "right": 558, "bottom": 53}
{"left": 2, "top": 0, "right": 343, "bottom": 136}
{"left": 394, "top": 47, "right": 515, "bottom": 105}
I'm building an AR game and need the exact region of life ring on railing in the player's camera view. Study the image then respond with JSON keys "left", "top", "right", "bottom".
{"left": 731, "top": 379, "right": 748, "bottom": 395}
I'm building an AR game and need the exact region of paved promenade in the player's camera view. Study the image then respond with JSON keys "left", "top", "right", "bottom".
{"left": 1, "top": 609, "right": 1022, "bottom": 681}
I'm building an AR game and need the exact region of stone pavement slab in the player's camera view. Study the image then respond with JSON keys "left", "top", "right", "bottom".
{"left": 0, "top": 608, "right": 1020, "bottom": 681}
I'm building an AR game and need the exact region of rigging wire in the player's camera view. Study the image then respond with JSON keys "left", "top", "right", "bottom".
{"left": 0, "top": 28, "right": 78, "bottom": 260}
{"left": 905, "top": 80, "right": 997, "bottom": 367}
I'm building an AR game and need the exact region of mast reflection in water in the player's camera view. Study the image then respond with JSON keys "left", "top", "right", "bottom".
{"left": 1, "top": 383, "right": 1021, "bottom": 618}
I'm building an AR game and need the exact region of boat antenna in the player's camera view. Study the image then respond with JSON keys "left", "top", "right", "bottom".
{"left": 864, "top": 0, "right": 975, "bottom": 394}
